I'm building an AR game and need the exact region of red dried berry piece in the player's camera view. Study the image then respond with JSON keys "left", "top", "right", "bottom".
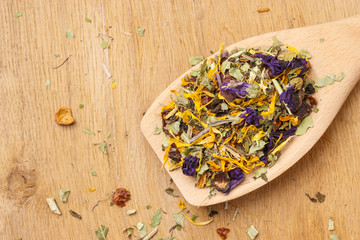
{"left": 216, "top": 227, "right": 230, "bottom": 240}
{"left": 112, "top": 188, "right": 131, "bottom": 207}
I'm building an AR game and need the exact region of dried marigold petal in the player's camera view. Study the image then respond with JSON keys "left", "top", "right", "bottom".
{"left": 257, "top": 8, "right": 270, "bottom": 13}
{"left": 55, "top": 107, "right": 75, "bottom": 125}
{"left": 216, "top": 227, "right": 230, "bottom": 240}
{"left": 112, "top": 188, "right": 131, "bottom": 208}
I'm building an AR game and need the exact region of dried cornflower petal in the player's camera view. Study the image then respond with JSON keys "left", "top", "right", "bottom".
{"left": 112, "top": 188, "right": 131, "bottom": 207}
{"left": 55, "top": 107, "right": 75, "bottom": 125}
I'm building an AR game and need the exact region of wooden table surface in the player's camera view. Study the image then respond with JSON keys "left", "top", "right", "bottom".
{"left": 1, "top": 1, "right": 359, "bottom": 239}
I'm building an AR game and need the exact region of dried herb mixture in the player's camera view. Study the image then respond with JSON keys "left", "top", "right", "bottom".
{"left": 159, "top": 38, "right": 317, "bottom": 194}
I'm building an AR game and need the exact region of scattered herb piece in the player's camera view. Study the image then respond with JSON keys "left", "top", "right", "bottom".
{"left": 55, "top": 107, "right": 75, "bottom": 125}
{"left": 313, "top": 105, "right": 319, "bottom": 113}
{"left": 246, "top": 225, "right": 259, "bottom": 239}
{"left": 53, "top": 55, "right": 72, "bottom": 69}
{"left": 316, "top": 192, "right": 326, "bottom": 203}
{"left": 45, "top": 80, "right": 51, "bottom": 87}
{"left": 184, "top": 214, "right": 213, "bottom": 225}
{"left": 165, "top": 188, "right": 179, "bottom": 197}
{"left": 91, "top": 193, "right": 113, "bottom": 211}
{"left": 191, "top": 214, "right": 198, "bottom": 222}
{"left": 110, "top": 82, "right": 116, "bottom": 89}
{"left": 315, "top": 72, "right": 345, "bottom": 87}
{"left": 216, "top": 227, "right": 230, "bottom": 240}
{"left": 106, "top": 132, "right": 111, "bottom": 138}
{"left": 189, "top": 56, "right": 204, "bottom": 66}
{"left": 173, "top": 212, "right": 185, "bottom": 228}
{"left": 90, "top": 168, "right": 97, "bottom": 176}
{"left": 178, "top": 200, "right": 186, "bottom": 210}
{"left": 137, "top": 27, "right": 145, "bottom": 36}
{"left": 330, "top": 235, "right": 339, "bottom": 240}
{"left": 112, "top": 188, "right": 131, "bottom": 207}
{"left": 85, "top": 17, "right": 92, "bottom": 23}
{"left": 79, "top": 104, "right": 84, "bottom": 109}
{"left": 126, "top": 209, "right": 137, "bottom": 215}
{"left": 88, "top": 188, "right": 96, "bottom": 192}
{"left": 233, "top": 207, "right": 239, "bottom": 221}
{"left": 329, "top": 217, "right": 335, "bottom": 231}
{"left": 150, "top": 209, "right": 162, "bottom": 227}
{"left": 146, "top": 204, "right": 152, "bottom": 209}
{"left": 54, "top": 54, "right": 60, "bottom": 58}
{"left": 59, "top": 189, "right": 71, "bottom": 202}
{"left": 208, "top": 210, "right": 218, "bottom": 217}
{"left": 143, "top": 227, "right": 158, "bottom": 240}
{"left": 305, "top": 193, "right": 317, "bottom": 203}
{"left": 66, "top": 29, "right": 74, "bottom": 39}
{"left": 257, "top": 8, "right": 270, "bottom": 13}
{"left": 136, "top": 222, "right": 147, "bottom": 238}
{"left": 209, "top": 188, "right": 217, "bottom": 197}
{"left": 98, "top": 141, "right": 108, "bottom": 155}
{"left": 95, "top": 225, "right": 109, "bottom": 240}
{"left": 295, "top": 116, "right": 313, "bottom": 135}
{"left": 46, "top": 197, "right": 61, "bottom": 215}
{"left": 101, "top": 41, "right": 108, "bottom": 49}
{"left": 123, "top": 227, "right": 134, "bottom": 238}
{"left": 253, "top": 167, "right": 267, "bottom": 179}
{"left": 83, "top": 128, "right": 95, "bottom": 135}
{"left": 69, "top": 210, "right": 82, "bottom": 219}
{"left": 15, "top": 12, "right": 23, "bottom": 18}
{"left": 320, "top": 38, "right": 325, "bottom": 42}
{"left": 102, "top": 64, "right": 112, "bottom": 78}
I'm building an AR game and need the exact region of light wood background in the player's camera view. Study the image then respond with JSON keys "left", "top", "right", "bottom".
{"left": 1, "top": 1, "right": 359, "bottom": 239}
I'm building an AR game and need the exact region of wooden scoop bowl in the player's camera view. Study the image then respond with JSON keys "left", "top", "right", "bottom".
{"left": 140, "top": 16, "right": 360, "bottom": 206}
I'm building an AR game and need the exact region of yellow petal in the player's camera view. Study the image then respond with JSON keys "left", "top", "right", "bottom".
{"left": 178, "top": 200, "right": 186, "bottom": 210}
{"left": 185, "top": 215, "right": 213, "bottom": 226}
{"left": 260, "top": 93, "right": 278, "bottom": 117}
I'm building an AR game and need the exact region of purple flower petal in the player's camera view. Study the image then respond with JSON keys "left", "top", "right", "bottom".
{"left": 182, "top": 156, "right": 199, "bottom": 176}
{"left": 220, "top": 80, "right": 250, "bottom": 99}
{"left": 240, "top": 108, "right": 263, "bottom": 127}
{"left": 279, "top": 85, "right": 295, "bottom": 110}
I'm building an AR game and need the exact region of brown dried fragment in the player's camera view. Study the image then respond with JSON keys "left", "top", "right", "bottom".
{"left": 257, "top": 8, "right": 270, "bottom": 13}
{"left": 168, "top": 143, "right": 181, "bottom": 162}
{"left": 212, "top": 172, "right": 230, "bottom": 193}
{"left": 216, "top": 227, "right": 230, "bottom": 240}
{"left": 113, "top": 188, "right": 131, "bottom": 207}
{"left": 55, "top": 107, "right": 75, "bottom": 125}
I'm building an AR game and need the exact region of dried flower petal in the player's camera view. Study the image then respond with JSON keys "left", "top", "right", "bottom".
{"left": 113, "top": 188, "right": 131, "bottom": 207}
{"left": 216, "top": 227, "right": 230, "bottom": 240}
{"left": 55, "top": 107, "right": 75, "bottom": 125}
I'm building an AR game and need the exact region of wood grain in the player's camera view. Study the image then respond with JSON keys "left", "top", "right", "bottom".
{"left": 1, "top": 0, "right": 359, "bottom": 239}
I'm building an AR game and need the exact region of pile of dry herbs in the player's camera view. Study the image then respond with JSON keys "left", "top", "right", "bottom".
{"left": 159, "top": 38, "right": 317, "bottom": 194}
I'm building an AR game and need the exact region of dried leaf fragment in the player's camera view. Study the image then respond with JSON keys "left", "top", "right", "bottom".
{"left": 246, "top": 225, "right": 259, "bottom": 239}
{"left": 59, "top": 189, "right": 71, "bottom": 202}
{"left": 143, "top": 227, "right": 158, "bottom": 240}
{"left": 69, "top": 210, "right": 82, "bottom": 219}
{"left": 15, "top": 12, "right": 23, "bottom": 18}
{"left": 257, "top": 8, "right": 270, "bottom": 13}
{"left": 137, "top": 27, "right": 145, "bottom": 36}
{"left": 95, "top": 225, "right": 109, "bottom": 240}
{"left": 150, "top": 209, "right": 162, "bottom": 227}
{"left": 123, "top": 227, "right": 134, "bottom": 237}
{"left": 126, "top": 209, "right": 136, "bottom": 215}
{"left": 329, "top": 217, "right": 335, "bottom": 231}
{"left": 46, "top": 197, "right": 61, "bottom": 215}
{"left": 55, "top": 107, "right": 75, "bottom": 125}
{"left": 66, "top": 29, "right": 74, "bottom": 39}
{"left": 316, "top": 192, "right": 326, "bottom": 203}
{"left": 112, "top": 188, "right": 131, "bottom": 207}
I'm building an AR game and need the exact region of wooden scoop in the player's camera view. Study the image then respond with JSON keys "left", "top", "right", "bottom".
{"left": 140, "top": 16, "right": 360, "bottom": 206}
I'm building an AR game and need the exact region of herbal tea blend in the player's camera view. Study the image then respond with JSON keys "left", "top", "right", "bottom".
{"left": 159, "top": 38, "right": 317, "bottom": 194}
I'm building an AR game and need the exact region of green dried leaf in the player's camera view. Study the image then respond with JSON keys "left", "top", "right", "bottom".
{"left": 330, "top": 235, "right": 339, "bottom": 240}
{"left": 137, "top": 27, "right": 145, "bottom": 36}
{"left": 254, "top": 167, "right": 267, "bottom": 179}
{"left": 106, "top": 132, "right": 111, "bottom": 138}
{"left": 45, "top": 80, "right": 51, "bottom": 87}
{"left": 197, "top": 163, "right": 209, "bottom": 175}
{"left": 136, "top": 222, "right": 147, "bottom": 238}
{"left": 283, "top": 51, "right": 297, "bottom": 61}
{"left": 98, "top": 141, "right": 108, "bottom": 155}
{"left": 66, "top": 29, "right": 74, "bottom": 39}
{"left": 180, "top": 132, "right": 191, "bottom": 144}
{"left": 150, "top": 209, "right": 162, "bottom": 227}
{"left": 246, "top": 83, "right": 261, "bottom": 98}
{"left": 83, "top": 128, "right": 95, "bottom": 135}
{"left": 221, "top": 61, "right": 231, "bottom": 72}
{"left": 173, "top": 212, "right": 185, "bottom": 227}
{"left": 200, "top": 76, "right": 214, "bottom": 91}
{"left": 229, "top": 67, "right": 243, "bottom": 80}
{"left": 220, "top": 103, "right": 228, "bottom": 111}
{"left": 189, "top": 56, "right": 204, "bottom": 66}
{"left": 174, "top": 95, "right": 189, "bottom": 107}
{"left": 313, "top": 105, "right": 319, "bottom": 113}
{"left": 315, "top": 72, "right": 344, "bottom": 87}
{"left": 162, "top": 132, "right": 169, "bottom": 148}
{"left": 248, "top": 140, "right": 266, "bottom": 155}
{"left": 90, "top": 168, "right": 97, "bottom": 176}
{"left": 165, "top": 188, "right": 179, "bottom": 197}
{"left": 153, "top": 124, "right": 162, "bottom": 135}
{"left": 46, "top": 197, "right": 61, "bottom": 215}
{"left": 320, "top": 38, "right": 325, "bottom": 42}
{"left": 166, "top": 121, "right": 180, "bottom": 135}
{"left": 101, "top": 41, "right": 108, "bottom": 49}
{"left": 289, "top": 77, "right": 303, "bottom": 90}
{"left": 298, "top": 49, "right": 312, "bottom": 59}
{"left": 126, "top": 209, "right": 137, "bottom": 215}
{"left": 335, "top": 72, "right": 345, "bottom": 81}
{"left": 191, "top": 70, "right": 200, "bottom": 78}
{"left": 246, "top": 225, "right": 259, "bottom": 240}
{"left": 95, "top": 225, "right": 109, "bottom": 240}
{"left": 209, "top": 188, "right": 217, "bottom": 196}
{"left": 15, "top": 12, "right": 23, "bottom": 18}
{"left": 85, "top": 17, "right": 92, "bottom": 23}
{"left": 123, "top": 227, "right": 134, "bottom": 237}
{"left": 59, "top": 189, "right": 71, "bottom": 202}
{"left": 315, "top": 192, "right": 326, "bottom": 203}
{"left": 54, "top": 54, "right": 60, "bottom": 58}
{"left": 191, "top": 214, "right": 198, "bottom": 222}
{"left": 146, "top": 204, "right": 152, "bottom": 209}
{"left": 329, "top": 217, "right": 335, "bottom": 231}
{"left": 79, "top": 103, "right": 84, "bottom": 109}
{"left": 295, "top": 116, "right": 313, "bottom": 135}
